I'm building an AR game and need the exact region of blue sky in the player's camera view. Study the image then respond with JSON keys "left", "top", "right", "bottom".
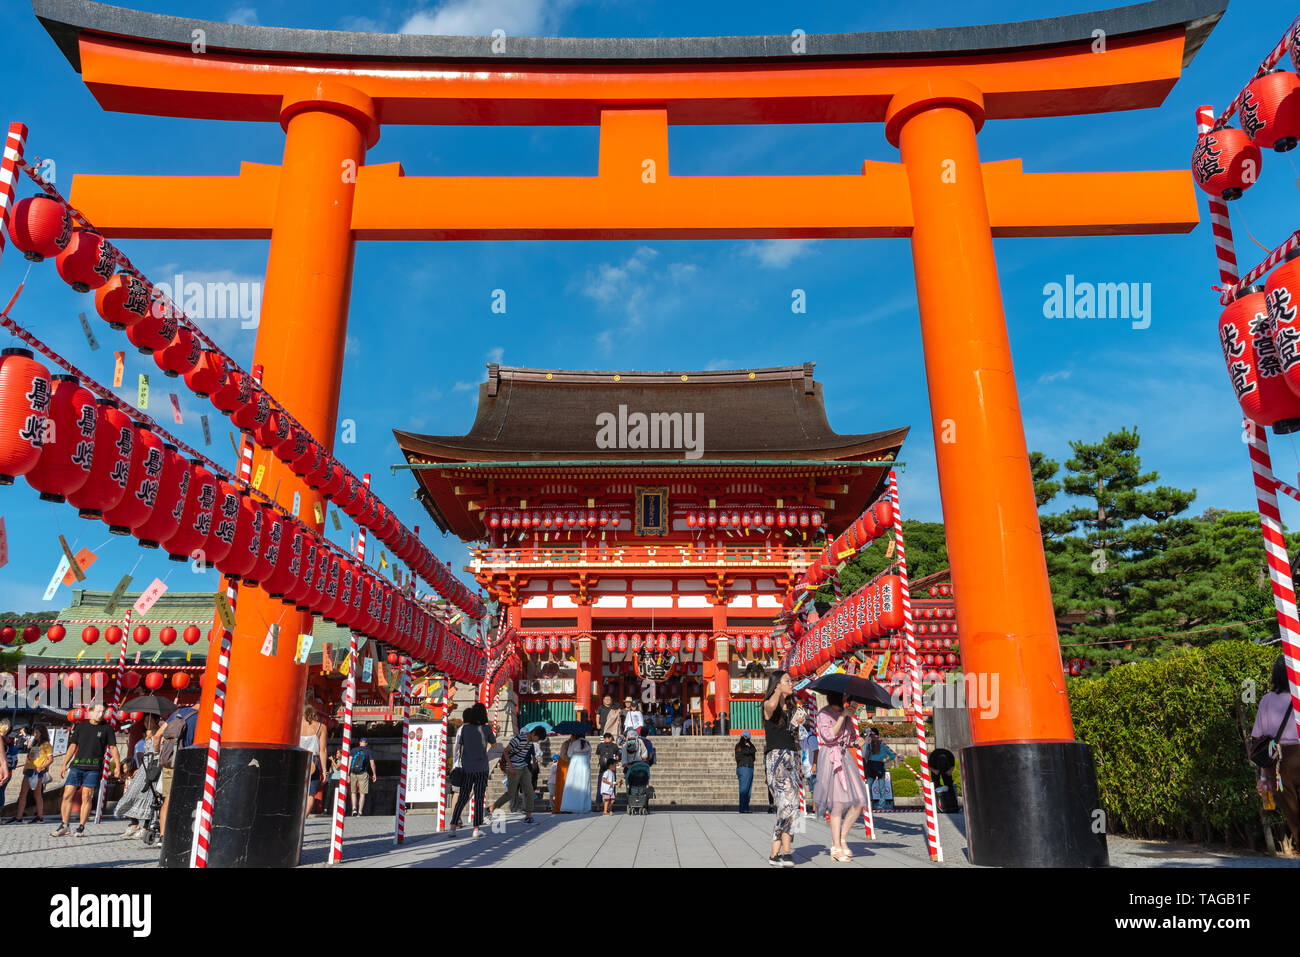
{"left": 0, "top": 0, "right": 1289, "bottom": 611}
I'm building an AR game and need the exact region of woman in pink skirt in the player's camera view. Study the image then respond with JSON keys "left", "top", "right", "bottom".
{"left": 814, "top": 691, "right": 869, "bottom": 862}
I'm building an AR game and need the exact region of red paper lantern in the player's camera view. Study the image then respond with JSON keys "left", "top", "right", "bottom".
{"left": 231, "top": 381, "right": 271, "bottom": 434}
{"left": 208, "top": 365, "right": 248, "bottom": 417}
{"left": 160, "top": 459, "right": 216, "bottom": 562}
{"left": 0, "top": 348, "right": 50, "bottom": 485}
{"left": 1192, "top": 128, "right": 1261, "bottom": 200}
{"left": 105, "top": 626, "right": 122, "bottom": 644}
{"left": 216, "top": 491, "right": 261, "bottom": 579}
{"left": 121, "top": 670, "right": 141, "bottom": 690}
{"left": 55, "top": 230, "right": 114, "bottom": 292}
{"left": 1263, "top": 249, "right": 1300, "bottom": 414}
{"left": 132, "top": 625, "right": 150, "bottom": 645}
{"left": 65, "top": 399, "right": 129, "bottom": 518}
{"left": 171, "top": 672, "right": 191, "bottom": 691}
{"left": 101, "top": 422, "right": 164, "bottom": 535}
{"left": 94, "top": 273, "right": 151, "bottom": 330}
{"left": 183, "top": 625, "right": 201, "bottom": 645}
{"left": 6, "top": 195, "right": 72, "bottom": 261}
{"left": 144, "top": 671, "right": 165, "bottom": 691}
{"left": 244, "top": 507, "right": 282, "bottom": 586}
{"left": 47, "top": 623, "right": 66, "bottom": 642}
{"left": 64, "top": 674, "right": 82, "bottom": 692}
{"left": 201, "top": 479, "right": 241, "bottom": 568}
{"left": 283, "top": 532, "right": 319, "bottom": 609}
{"left": 1242, "top": 70, "right": 1300, "bottom": 152}
{"left": 158, "top": 626, "right": 176, "bottom": 646}
{"left": 133, "top": 444, "right": 187, "bottom": 548}
{"left": 155, "top": 325, "right": 200, "bottom": 378}
{"left": 81, "top": 626, "right": 99, "bottom": 644}
{"left": 125, "top": 297, "right": 178, "bottom": 355}
{"left": 183, "top": 349, "right": 227, "bottom": 399}
{"left": 0, "top": 626, "right": 14, "bottom": 646}
{"left": 24, "top": 374, "right": 94, "bottom": 503}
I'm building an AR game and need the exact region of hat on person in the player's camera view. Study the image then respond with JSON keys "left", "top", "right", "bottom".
{"left": 359, "top": 737, "right": 368, "bottom": 745}
{"left": 741, "top": 730, "right": 751, "bottom": 738}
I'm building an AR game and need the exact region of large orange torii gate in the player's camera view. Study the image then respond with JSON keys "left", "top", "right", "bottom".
{"left": 31, "top": 0, "right": 1222, "bottom": 867}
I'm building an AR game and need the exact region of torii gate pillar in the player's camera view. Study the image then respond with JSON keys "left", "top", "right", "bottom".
{"left": 888, "top": 81, "right": 1105, "bottom": 867}
{"left": 161, "top": 84, "right": 377, "bottom": 868}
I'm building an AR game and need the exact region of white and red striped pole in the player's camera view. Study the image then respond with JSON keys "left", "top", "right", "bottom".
{"left": 393, "top": 664, "right": 411, "bottom": 845}
{"left": 0, "top": 123, "right": 28, "bottom": 265}
{"left": 850, "top": 716, "right": 875, "bottom": 840}
{"left": 436, "top": 687, "right": 450, "bottom": 832}
{"left": 889, "top": 470, "right": 942, "bottom": 862}
{"left": 1197, "top": 107, "right": 1300, "bottom": 740}
{"left": 328, "top": 473, "right": 371, "bottom": 862}
{"left": 92, "top": 608, "right": 131, "bottom": 824}
{"left": 190, "top": 365, "right": 260, "bottom": 867}
{"left": 328, "top": 630, "right": 357, "bottom": 864}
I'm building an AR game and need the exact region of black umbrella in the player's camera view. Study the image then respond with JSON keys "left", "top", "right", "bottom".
{"left": 121, "top": 695, "right": 178, "bottom": 717}
{"left": 552, "top": 720, "right": 592, "bottom": 737}
{"left": 806, "top": 673, "right": 896, "bottom": 709}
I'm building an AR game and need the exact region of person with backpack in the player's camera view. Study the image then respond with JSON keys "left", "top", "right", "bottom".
{"left": 640, "top": 728, "right": 656, "bottom": 767}
{"left": 449, "top": 704, "right": 496, "bottom": 836}
{"left": 348, "top": 737, "right": 377, "bottom": 817}
{"left": 151, "top": 703, "right": 198, "bottom": 839}
{"left": 1253, "top": 655, "right": 1299, "bottom": 851}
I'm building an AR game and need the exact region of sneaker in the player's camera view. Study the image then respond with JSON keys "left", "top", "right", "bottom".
{"left": 1, "top": 817, "right": 17, "bottom": 825}
{"left": 523, "top": 817, "right": 538, "bottom": 826}
{"left": 74, "top": 825, "right": 86, "bottom": 838}
{"left": 767, "top": 854, "right": 784, "bottom": 867}
{"left": 50, "top": 823, "right": 70, "bottom": 837}
{"left": 781, "top": 854, "right": 795, "bottom": 867}
{"left": 121, "top": 826, "right": 138, "bottom": 838}
{"left": 472, "top": 827, "right": 484, "bottom": 838}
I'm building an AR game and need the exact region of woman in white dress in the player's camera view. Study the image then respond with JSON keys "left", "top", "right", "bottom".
{"left": 559, "top": 734, "right": 592, "bottom": 813}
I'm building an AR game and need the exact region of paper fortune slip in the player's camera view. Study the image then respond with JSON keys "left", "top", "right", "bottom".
{"left": 252, "top": 463, "right": 266, "bottom": 490}
{"left": 113, "top": 352, "right": 124, "bottom": 388}
{"left": 137, "top": 373, "right": 149, "bottom": 410}
{"left": 103, "top": 574, "right": 133, "bottom": 615}
{"left": 201, "top": 414, "right": 211, "bottom": 446}
{"left": 169, "top": 393, "right": 183, "bottom": 425}
{"left": 215, "top": 592, "right": 236, "bottom": 631}
{"left": 43, "top": 555, "right": 71, "bottom": 602}
{"left": 133, "top": 578, "right": 168, "bottom": 616}
{"left": 77, "top": 312, "right": 100, "bottom": 351}
{"left": 0, "top": 517, "right": 7, "bottom": 570}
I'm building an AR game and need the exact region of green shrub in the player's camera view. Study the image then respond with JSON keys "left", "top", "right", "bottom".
{"left": 1068, "top": 641, "right": 1284, "bottom": 848}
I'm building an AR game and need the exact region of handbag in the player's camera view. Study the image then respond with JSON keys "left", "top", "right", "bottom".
{"left": 449, "top": 767, "right": 466, "bottom": 789}
{"left": 1249, "top": 701, "right": 1294, "bottom": 768}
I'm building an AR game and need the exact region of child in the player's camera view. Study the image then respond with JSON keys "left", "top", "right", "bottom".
{"left": 599, "top": 759, "right": 617, "bottom": 815}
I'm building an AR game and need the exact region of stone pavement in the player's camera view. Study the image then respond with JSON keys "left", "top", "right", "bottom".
{"left": 0, "top": 806, "right": 1294, "bottom": 868}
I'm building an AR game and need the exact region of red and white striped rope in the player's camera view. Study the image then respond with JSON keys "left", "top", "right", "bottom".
{"left": 1220, "top": 231, "right": 1300, "bottom": 306}
{"left": 190, "top": 366, "right": 259, "bottom": 867}
{"left": 92, "top": 607, "right": 131, "bottom": 824}
{"left": 0, "top": 123, "right": 28, "bottom": 262}
{"left": 394, "top": 665, "right": 411, "bottom": 845}
{"left": 1274, "top": 477, "right": 1300, "bottom": 505}
{"left": 1196, "top": 105, "right": 1300, "bottom": 746}
{"left": 328, "top": 630, "right": 358, "bottom": 864}
{"left": 329, "top": 473, "right": 371, "bottom": 862}
{"left": 1212, "top": 18, "right": 1300, "bottom": 132}
{"left": 850, "top": 716, "right": 874, "bottom": 840}
{"left": 436, "top": 688, "right": 450, "bottom": 832}
{"left": 16, "top": 619, "right": 217, "bottom": 626}
{"left": 889, "top": 469, "right": 942, "bottom": 863}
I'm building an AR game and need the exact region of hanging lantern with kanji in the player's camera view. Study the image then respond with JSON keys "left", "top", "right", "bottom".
{"left": 1192, "top": 127, "right": 1261, "bottom": 200}
{"left": 94, "top": 273, "right": 151, "bottom": 330}
{"left": 24, "top": 374, "right": 94, "bottom": 503}
{"left": 1241, "top": 70, "right": 1300, "bottom": 152}
{"left": 66, "top": 398, "right": 132, "bottom": 520}
{"left": 55, "top": 230, "right": 114, "bottom": 292}
{"left": 0, "top": 348, "right": 50, "bottom": 485}
{"left": 6, "top": 195, "right": 72, "bottom": 261}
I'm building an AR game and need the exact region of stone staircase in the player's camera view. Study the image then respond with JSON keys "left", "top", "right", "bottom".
{"left": 482, "top": 736, "right": 771, "bottom": 812}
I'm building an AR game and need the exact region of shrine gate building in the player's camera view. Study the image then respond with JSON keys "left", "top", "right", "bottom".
{"left": 396, "top": 362, "right": 905, "bottom": 731}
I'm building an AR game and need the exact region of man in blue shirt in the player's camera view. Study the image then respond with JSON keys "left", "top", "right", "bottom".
{"left": 348, "top": 737, "right": 377, "bottom": 816}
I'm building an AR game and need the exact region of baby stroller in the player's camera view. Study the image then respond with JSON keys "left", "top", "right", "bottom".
{"left": 625, "top": 761, "right": 653, "bottom": 815}
{"left": 139, "top": 762, "right": 164, "bottom": 846}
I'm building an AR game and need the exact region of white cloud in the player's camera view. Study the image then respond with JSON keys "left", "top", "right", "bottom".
{"left": 226, "top": 6, "right": 258, "bottom": 25}
{"left": 486, "top": 346, "right": 504, "bottom": 365}
{"left": 345, "top": 335, "right": 360, "bottom": 357}
{"left": 742, "top": 239, "right": 818, "bottom": 270}
{"left": 1037, "top": 369, "right": 1072, "bottom": 384}
{"left": 704, "top": 358, "right": 735, "bottom": 371}
{"left": 452, "top": 381, "right": 477, "bottom": 392}
{"left": 339, "top": 15, "right": 388, "bottom": 32}
{"left": 400, "top": 0, "right": 575, "bottom": 36}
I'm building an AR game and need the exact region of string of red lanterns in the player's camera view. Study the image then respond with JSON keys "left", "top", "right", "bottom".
{"left": 4, "top": 159, "right": 483, "bottom": 619}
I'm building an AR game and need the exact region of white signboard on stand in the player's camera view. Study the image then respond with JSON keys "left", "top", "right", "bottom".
{"left": 406, "top": 721, "right": 445, "bottom": 803}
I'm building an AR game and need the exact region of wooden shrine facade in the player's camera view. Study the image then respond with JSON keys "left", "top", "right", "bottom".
{"left": 396, "top": 363, "right": 906, "bottom": 729}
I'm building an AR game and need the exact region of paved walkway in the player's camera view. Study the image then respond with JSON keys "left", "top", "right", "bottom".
{"left": 1, "top": 808, "right": 1293, "bottom": 868}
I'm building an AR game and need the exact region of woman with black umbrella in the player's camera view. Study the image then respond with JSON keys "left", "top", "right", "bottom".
{"left": 814, "top": 691, "right": 869, "bottom": 863}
